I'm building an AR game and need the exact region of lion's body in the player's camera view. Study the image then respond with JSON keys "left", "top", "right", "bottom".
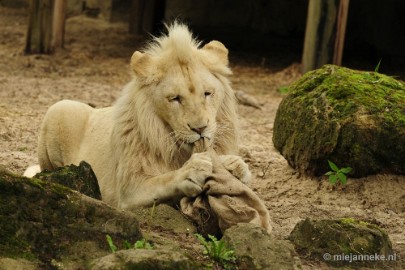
{"left": 34, "top": 23, "right": 249, "bottom": 210}
{"left": 38, "top": 100, "right": 117, "bottom": 202}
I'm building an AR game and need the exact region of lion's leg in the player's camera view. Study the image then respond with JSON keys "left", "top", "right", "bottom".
{"left": 38, "top": 127, "right": 55, "bottom": 171}
{"left": 219, "top": 155, "right": 251, "bottom": 184}
{"left": 118, "top": 152, "right": 213, "bottom": 210}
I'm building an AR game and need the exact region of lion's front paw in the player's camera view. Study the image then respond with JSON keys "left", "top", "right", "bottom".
{"left": 177, "top": 152, "right": 213, "bottom": 197}
{"left": 219, "top": 155, "right": 251, "bottom": 184}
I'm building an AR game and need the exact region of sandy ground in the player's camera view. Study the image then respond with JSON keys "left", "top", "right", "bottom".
{"left": 0, "top": 6, "right": 404, "bottom": 269}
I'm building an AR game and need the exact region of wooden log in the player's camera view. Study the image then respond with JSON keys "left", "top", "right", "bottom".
{"left": 129, "top": 0, "right": 145, "bottom": 35}
{"left": 129, "top": 0, "right": 165, "bottom": 35}
{"left": 301, "top": 0, "right": 339, "bottom": 73}
{"left": 25, "top": 0, "right": 67, "bottom": 54}
{"left": 25, "top": 0, "right": 53, "bottom": 54}
{"left": 333, "top": 0, "right": 350, "bottom": 66}
{"left": 51, "top": 0, "right": 67, "bottom": 50}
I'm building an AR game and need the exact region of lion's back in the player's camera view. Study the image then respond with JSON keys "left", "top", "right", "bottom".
{"left": 38, "top": 100, "right": 94, "bottom": 170}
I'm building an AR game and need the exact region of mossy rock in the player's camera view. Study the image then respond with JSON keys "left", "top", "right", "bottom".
{"left": 90, "top": 249, "right": 198, "bottom": 270}
{"left": 223, "top": 223, "right": 302, "bottom": 270}
{"left": 288, "top": 218, "right": 395, "bottom": 267}
{"left": 273, "top": 64, "right": 405, "bottom": 177}
{"left": 34, "top": 160, "right": 102, "bottom": 200}
{"left": 0, "top": 258, "right": 38, "bottom": 270}
{"left": 0, "top": 170, "right": 142, "bottom": 269}
{"left": 132, "top": 204, "right": 197, "bottom": 234}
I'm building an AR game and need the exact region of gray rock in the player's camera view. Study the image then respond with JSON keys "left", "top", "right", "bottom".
{"left": 235, "top": 90, "right": 262, "bottom": 109}
{"left": 90, "top": 249, "right": 197, "bottom": 270}
{"left": 0, "top": 258, "right": 38, "bottom": 270}
{"left": 222, "top": 223, "right": 302, "bottom": 270}
{"left": 273, "top": 64, "right": 405, "bottom": 177}
{"left": 289, "top": 218, "right": 395, "bottom": 267}
{"left": 133, "top": 204, "right": 197, "bottom": 234}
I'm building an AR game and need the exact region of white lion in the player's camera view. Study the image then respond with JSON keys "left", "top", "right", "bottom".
{"left": 25, "top": 23, "right": 251, "bottom": 210}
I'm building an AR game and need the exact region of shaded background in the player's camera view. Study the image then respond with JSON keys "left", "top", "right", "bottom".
{"left": 2, "top": 0, "right": 405, "bottom": 77}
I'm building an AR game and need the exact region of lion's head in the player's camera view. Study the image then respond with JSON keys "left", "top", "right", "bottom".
{"left": 114, "top": 23, "right": 238, "bottom": 169}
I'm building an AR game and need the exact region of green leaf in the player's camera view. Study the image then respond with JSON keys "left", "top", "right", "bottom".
{"left": 207, "top": 234, "right": 219, "bottom": 243}
{"left": 134, "top": 239, "right": 153, "bottom": 249}
{"left": 222, "top": 249, "right": 236, "bottom": 261}
{"left": 217, "top": 238, "right": 225, "bottom": 253}
{"left": 195, "top": 234, "right": 210, "bottom": 254}
{"left": 374, "top": 59, "right": 382, "bottom": 73}
{"left": 340, "top": 167, "right": 352, "bottom": 174}
{"left": 209, "top": 240, "right": 217, "bottom": 257}
{"left": 329, "top": 174, "right": 337, "bottom": 184}
{"left": 325, "top": 171, "right": 334, "bottom": 176}
{"left": 207, "top": 234, "right": 219, "bottom": 257}
{"left": 337, "top": 172, "right": 347, "bottom": 184}
{"left": 277, "top": 86, "right": 289, "bottom": 94}
{"left": 197, "top": 234, "right": 237, "bottom": 267}
{"left": 106, "top": 235, "right": 117, "bottom": 253}
{"left": 141, "top": 241, "right": 153, "bottom": 250}
{"left": 123, "top": 240, "right": 132, "bottom": 249}
{"left": 328, "top": 160, "right": 339, "bottom": 172}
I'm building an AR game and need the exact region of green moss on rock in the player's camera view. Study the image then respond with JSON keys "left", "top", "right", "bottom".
{"left": 273, "top": 64, "right": 405, "bottom": 177}
{"left": 223, "top": 223, "right": 302, "bottom": 270}
{"left": 90, "top": 249, "right": 198, "bottom": 270}
{"left": 289, "top": 218, "right": 395, "bottom": 267}
{"left": 34, "top": 161, "right": 102, "bottom": 200}
{"left": 0, "top": 169, "right": 141, "bottom": 269}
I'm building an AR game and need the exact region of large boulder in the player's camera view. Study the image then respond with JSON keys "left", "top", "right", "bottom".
{"left": 133, "top": 204, "right": 197, "bottom": 234}
{"left": 273, "top": 65, "right": 405, "bottom": 177}
{"left": 0, "top": 258, "right": 38, "bottom": 270}
{"left": 0, "top": 169, "right": 142, "bottom": 269}
{"left": 289, "top": 218, "right": 395, "bottom": 267}
{"left": 222, "top": 223, "right": 302, "bottom": 270}
{"left": 90, "top": 249, "right": 197, "bottom": 270}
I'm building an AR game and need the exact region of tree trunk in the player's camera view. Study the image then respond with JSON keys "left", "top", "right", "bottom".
{"left": 25, "top": 0, "right": 67, "bottom": 54}
{"left": 302, "top": 0, "right": 350, "bottom": 73}
{"left": 333, "top": 0, "right": 350, "bottom": 66}
{"left": 129, "top": 0, "right": 165, "bottom": 35}
{"left": 51, "top": 0, "right": 67, "bottom": 50}
{"left": 129, "top": 0, "right": 145, "bottom": 35}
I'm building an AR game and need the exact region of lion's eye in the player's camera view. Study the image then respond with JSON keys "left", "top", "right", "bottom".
{"left": 169, "top": 95, "right": 181, "bottom": 103}
{"left": 204, "top": 91, "right": 212, "bottom": 97}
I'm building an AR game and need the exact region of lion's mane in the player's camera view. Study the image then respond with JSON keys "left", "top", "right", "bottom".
{"left": 107, "top": 23, "right": 240, "bottom": 206}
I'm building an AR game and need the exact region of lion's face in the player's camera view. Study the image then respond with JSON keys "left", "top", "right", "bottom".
{"left": 130, "top": 35, "right": 233, "bottom": 151}
{"left": 152, "top": 63, "right": 225, "bottom": 147}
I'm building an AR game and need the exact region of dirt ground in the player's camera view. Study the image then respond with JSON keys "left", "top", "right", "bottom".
{"left": 0, "top": 6, "right": 404, "bottom": 269}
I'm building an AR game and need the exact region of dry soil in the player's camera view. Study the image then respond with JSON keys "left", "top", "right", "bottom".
{"left": 0, "top": 6, "right": 404, "bottom": 270}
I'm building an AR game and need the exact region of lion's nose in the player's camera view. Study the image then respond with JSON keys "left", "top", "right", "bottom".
{"left": 189, "top": 124, "right": 207, "bottom": 135}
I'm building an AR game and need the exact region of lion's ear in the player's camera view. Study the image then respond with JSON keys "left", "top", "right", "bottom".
{"left": 202, "top": 40, "right": 229, "bottom": 66}
{"left": 131, "top": 51, "right": 153, "bottom": 77}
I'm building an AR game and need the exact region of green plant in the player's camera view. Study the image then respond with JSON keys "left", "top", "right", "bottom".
{"left": 18, "top": 146, "right": 28, "bottom": 152}
{"left": 325, "top": 160, "right": 352, "bottom": 184}
{"left": 195, "top": 234, "right": 236, "bottom": 269}
{"left": 107, "top": 236, "right": 153, "bottom": 253}
{"left": 106, "top": 202, "right": 156, "bottom": 253}
{"left": 277, "top": 86, "right": 289, "bottom": 94}
{"left": 133, "top": 239, "right": 154, "bottom": 250}
{"left": 123, "top": 238, "right": 153, "bottom": 250}
{"left": 106, "top": 234, "right": 117, "bottom": 253}
{"left": 374, "top": 59, "right": 382, "bottom": 73}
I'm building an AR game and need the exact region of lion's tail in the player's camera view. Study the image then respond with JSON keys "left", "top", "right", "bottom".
{"left": 23, "top": 165, "right": 41, "bottom": 178}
